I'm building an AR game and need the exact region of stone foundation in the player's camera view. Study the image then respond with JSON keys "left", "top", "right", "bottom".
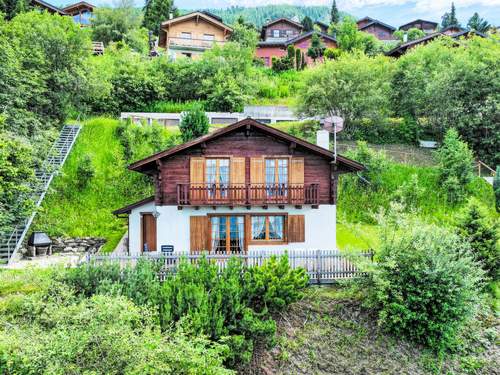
{"left": 21, "top": 236, "right": 106, "bottom": 258}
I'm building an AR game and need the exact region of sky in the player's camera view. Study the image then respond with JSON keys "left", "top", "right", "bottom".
{"left": 61, "top": 0, "right": 500, "bottom": 26}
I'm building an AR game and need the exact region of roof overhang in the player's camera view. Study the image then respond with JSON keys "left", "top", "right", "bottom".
{"left": 113, "top": 196, "right": 155, "bottom": 216}
{"left": 160, "top": 11, "right": 233, "bottom": 32}
{"left": 128, "top": 118, "right": 364, "bottom": 174}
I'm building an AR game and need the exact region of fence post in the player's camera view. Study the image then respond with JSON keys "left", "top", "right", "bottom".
{"left": 316, "top": 249, "right": 321, "bottom": 285}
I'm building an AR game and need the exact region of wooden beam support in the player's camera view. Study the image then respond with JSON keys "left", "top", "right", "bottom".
{"left": 177, "top": 206, "right": 183, "bottom": 210}
{"left": 289, "top": 141, "right": 296, "bottom": 155}
{"left": 245, "top": 123, "right": 251, "bottom": 137}
{"left": 295, "top": 205, "right": 302, "bottom": 209}
{"left": 278, "top": 205, "right": 285, "bottom": 209}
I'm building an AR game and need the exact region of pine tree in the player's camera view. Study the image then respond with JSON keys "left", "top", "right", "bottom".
{"left": 330, "top": 0, "right": 339, "bottom": 24}
{"left": 301, "top": 16, "right": 314, "bottom": 31}
{"left": 467, "top": 12, "right": 490, "bottom": 32}
{"left": 143, "top": 0, "right": 178, "bottom": 35}
{"left": 494, "top": 166, "right": 500, "bottom": 212}
{"left": 441, "top": 2, "right": 460, "bottom": 28}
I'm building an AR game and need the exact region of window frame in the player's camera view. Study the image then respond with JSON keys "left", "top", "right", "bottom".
{"left": 249, "top": 214, "right": 288, "bottom": 245}
{"left": 208, "top": 214, "right": 245, "bottom": 254}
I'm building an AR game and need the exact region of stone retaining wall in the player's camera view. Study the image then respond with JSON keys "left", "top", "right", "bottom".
{"left": 21, "top": 237, "right": 106, "bottom": 257}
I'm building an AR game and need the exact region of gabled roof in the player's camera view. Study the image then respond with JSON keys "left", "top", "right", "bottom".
{"left": 385, "top": 29, "right": 486, "bottom": 57}
{"left": 128, "top": 118, "right": 364, "bottom": 173}
{"left": 357, "top": 16, "right": 375, "bottom": 24}
{"left": 113, "top": 196, "right": 155, "bottom": 215}
{"left": 31, "top": 0, "right": 67, "bottom": 15}
{"left": 160, "top": 11, "right": 232, "bottom": 32}
{"left": 441, "top": 25, "right": 466, "bottom": 34}
{"left": 359, "top": 19, "right": 396, "bottom": 32}
{"left": 399, "top": 19, "right": 438, "bottom": 29}
{"left": 62, "top": 1, "right": 95, "bottom": 13}
{"left": 315, "top": 21, "right": 330, "bottom": 31}
{"left": 286, "top": 31, "right": 337, "bottom": 45}
{"left": 262, "top": 17, "right": 304, "bottom": 30}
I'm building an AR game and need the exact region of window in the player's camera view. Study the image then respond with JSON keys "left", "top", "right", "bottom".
{"left": 206, "top": 158, "right": 230, "bottom": 198}
{"left": 272, "top": 29, "right": 280, "bottom": 38}
{"left": 203, "top": 33, "right": 215, "bottom": 41}
{"left": 180, "top": 32, "right": 192, "bottom": 39}
{"left": 265, "top": 158, "right": 288, "bottom": 197}
{"left": 251, "top": 215, "right": 286, "bottom": 242}
{"left": 211, "top": 216, "right": 244, "bottom": 254}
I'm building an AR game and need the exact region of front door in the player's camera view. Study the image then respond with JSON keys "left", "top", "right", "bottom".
{"left": 142, "top": 213, "right": 157, "bottom": 252}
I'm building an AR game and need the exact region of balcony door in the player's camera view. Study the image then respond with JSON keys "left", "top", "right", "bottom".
{"left": 265, "top": 158, "right": 288, "bottom": 201}
{"left": 206, "top": 158, "right": 230, "bottom": 201}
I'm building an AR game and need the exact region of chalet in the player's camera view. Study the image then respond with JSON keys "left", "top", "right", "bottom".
{"left": 62, "top": 1, "right": 95, "bottom": 27}
{"left": 257, "top": 29, "right": 337, "bottom": 67}
{"left": 399, "top": 19, "right": 438, "bottom": 34}
{"left": 158, "top": 11, "right": 233, "bottom": 60}
{"left": 31, "top": 0, "right": 66, "bottom": 15}
{"left": 356, "top": 17, "right": 397, "bottom": 41}
{"left": 113, "top": 118, "right": 363, "bottom": 255}
{"left": 260, "top": 17, "right": 303, "bottom": 42}
{"left": 386, "top": 28, "right": 486, "bottom": 57}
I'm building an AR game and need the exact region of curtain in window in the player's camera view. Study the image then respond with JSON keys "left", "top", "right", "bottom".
{"left": 252, "top": 216, "right": 266, "bottom": 240}
{"left": 211, "top": 217, "right": 226, "bottom": 254}
{"left": 229, "top": 216, "right": 244, "bottom": 254}
{"left": 269, "top": 216, "right": 284, "bottom": 240}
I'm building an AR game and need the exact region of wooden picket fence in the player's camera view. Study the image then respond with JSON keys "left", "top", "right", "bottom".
{"left": 85, "top": 249, "right": 373, "bottom": 284}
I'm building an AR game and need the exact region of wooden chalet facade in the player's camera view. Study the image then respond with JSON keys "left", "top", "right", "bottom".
{"left": 114, "top": 119, "right": 363, "bottom": 255}
{"left": 399, "top": 19, "right": 438, "bottom": 34}
{"left": 158, "top": 11, "right": 233, "bottom": 60}
{"left": 356, "top": 17, "right": 397, "bottom": 41}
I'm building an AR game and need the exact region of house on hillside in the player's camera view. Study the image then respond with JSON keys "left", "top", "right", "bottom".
{"left": 158, "top": 11, "right": 233, "bottom": 60}
{"left": 256, "top": 17, "right": 337, "bottom": 67}
{"left": 314, "top": 21, "right": 330, "bottom": 33}
{"left": 386, "top": 28, "right": 486, "bottom": 57}
{"left": 30, "top": 0, "right": 95, "bottom": 24}
{"left": 399, "top": 19, "right": 438, "bottom": 34}
{"left": 113, "top": 118, "right": 363, "bottom": 255}
{"left": 356, "top": 16, "right": 397, "bottom": 41}
{"left": 61, "top": 1, "right": 95, "bottom": 27}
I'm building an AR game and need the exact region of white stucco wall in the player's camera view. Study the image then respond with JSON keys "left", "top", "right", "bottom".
{"left": 128, "top": 204, "right": 336, "bottom": 256}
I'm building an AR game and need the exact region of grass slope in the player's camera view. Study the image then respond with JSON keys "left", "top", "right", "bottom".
{"left": 34, "top": 118, "right": 153, "bottom": 251}
{"left": 248, "top": 286, "right": 499, "bottom": 374}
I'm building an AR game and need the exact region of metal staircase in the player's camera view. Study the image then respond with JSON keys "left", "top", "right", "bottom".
{"left": 0, "top": 124, "right": 81, "bottom": 264}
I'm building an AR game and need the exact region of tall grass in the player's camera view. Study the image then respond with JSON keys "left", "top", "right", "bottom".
{"left": 143, "top": 100, "right": 206, "bottom": 113}
{"left": 34, "top": 118, "right": 155, "bottom": 252}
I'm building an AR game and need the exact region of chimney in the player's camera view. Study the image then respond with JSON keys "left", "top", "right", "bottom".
{"left": 403, "top": 32, "right": 408, "bottom": 42}
{"left": 316, "top": 129, "right": 330, "bottom": 150}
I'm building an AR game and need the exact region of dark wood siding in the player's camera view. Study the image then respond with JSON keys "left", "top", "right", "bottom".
{"left": 158, "top": 128, "right": 346, "bottom": 206}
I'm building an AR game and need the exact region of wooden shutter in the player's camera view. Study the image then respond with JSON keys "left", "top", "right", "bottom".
{"left": 190, "top": 157, "right": 205, "bottom": 203}
{"left": 290, "top": 157, "right": 304, "bottom": 203}
{"left": 231, "top": 157, "right": 246, "bottom": 203}
{"left": 190, "top": 216, "right": 209, "bottom": 252}
{"left": 250, "top": 157, "right": 265, "bottom": 201}
{"left": 288, "top": 215, "right": 305, "bottom": 243}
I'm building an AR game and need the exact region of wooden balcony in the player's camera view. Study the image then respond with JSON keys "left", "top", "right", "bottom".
{"left": 167, "top": 36, "right": 226, "bottom": 50}
{"left": 177, "top": 184, "right": 319, "bottom": 207}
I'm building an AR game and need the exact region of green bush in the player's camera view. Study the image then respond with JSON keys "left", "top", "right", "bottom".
{"left": 456, "top": 199, "right": 499, "bottom": 280}
{"left": 494, "top": 166, "right": 500, "bottom": 212}
{"left": 272, "top": 120, "right": 320, "bottom": 143}
{"left": 341, "top": 117, "right": 419, "bottom": 145}
{"left": 75, "top": 154, "right": 95, "bottom": 190}
{"left": 373, "top": 212, "right": 485, "bottom": 351}
{"left": 179, "top": 104, "right": 210, "bottom": 142}
{"left": 144, "top": 100, "right": 206, "bottom": 113}
{"left": 0, "top": 291, "right": 232, "bottom": 374}
{"left": 344, "top": 141, "right": 388, "bottom": 190}
{"left": 435, "top": 128, "right": 474, "bottom": 203}
{"left": 61, "top": 255, "right": 308, "bottom": 367}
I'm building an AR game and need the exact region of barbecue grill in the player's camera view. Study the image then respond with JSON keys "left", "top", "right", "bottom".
{"left": 27, "top": 232, "right": 52, "bottom": 256}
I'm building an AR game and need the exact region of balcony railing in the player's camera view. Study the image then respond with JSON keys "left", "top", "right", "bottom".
{"left": 177, "top": 184, "right": 319, "bottom": 206}
{"left": 167, "top": 36, "right": 226, "bottom": 50}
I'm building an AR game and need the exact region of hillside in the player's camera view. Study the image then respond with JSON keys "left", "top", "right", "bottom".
{"left": 33, "top": 118, "right": 156, "bottom": 251}
{"left": 205, "top": 5, "right": 347, "bottom": 27}
{"left": 246, "top": 286, "right": 499, "bottom": 375}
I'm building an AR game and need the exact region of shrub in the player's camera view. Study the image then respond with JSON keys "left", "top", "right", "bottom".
{"left": 0, "top": 292, "right": 232, "bottom": 374}
{"left": 456, "top": 199, "right": 499, "bottom": 279}
{"left": 393, "top": 173, "right": 424, "bottom": 209}
{"left": 341, "top": 117, "right": 419, "bottom": 145}
{"left": 344, "top": 141, "right": 388, "bottom": 190}
{"left": 75, "top": 154, "right": 95, "bottom": 190}
{"left": 271, "top": 56, "right": 294, "bottom": 72}
{"left": 435, "top": 128, "right": 474, "bottom": 203}
{"left": 179, "top": 104, "right": 210, "bottom": 142}
{"left": 373, "top": 212, "right": 484, "bottom": 351}
{"left": 494, "top": 166, "right": 500, "bottom": 212}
